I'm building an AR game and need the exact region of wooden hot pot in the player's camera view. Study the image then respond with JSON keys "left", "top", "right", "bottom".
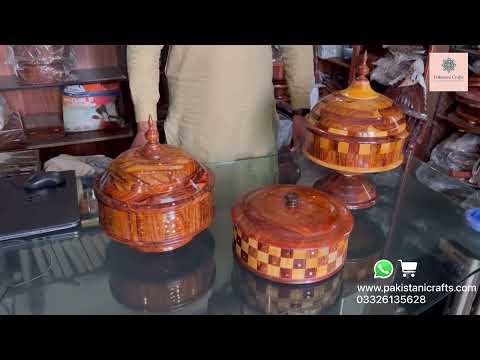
{"left": 304, "top": 52, "right": 409, "bottom": 210}
{"left": 231, "top": 184, "right": 353, "bottom": 285}
{"left": 94, "top": 119, "right": 214, "bottom": 253}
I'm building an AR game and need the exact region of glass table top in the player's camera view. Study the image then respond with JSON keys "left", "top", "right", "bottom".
{"left": 0, "top": 153, "right": 479, "bottom": 315}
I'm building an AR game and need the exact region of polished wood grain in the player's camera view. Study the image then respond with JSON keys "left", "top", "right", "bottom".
{"left": 0, "top": 113, "right": 26, "bottom": 151}
{"left": 231, "top": 184, "right": 353, "bottom": 284}
{"left": 304, "top": 53, "right": 409, "bottom": 210}
{"left": 95, "top": 120, "right": 214, "bottom": 253}
{"left": 304, "top": 52, "right": 409, "bottom": 175}
{"left": 314, "top": 174, "right": 376, "bottom": 210}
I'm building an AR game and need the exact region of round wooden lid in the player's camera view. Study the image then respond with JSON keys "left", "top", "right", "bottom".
{"left": 96, "top": 118, "right": 214, "bottom": 209}
{"left": 306, "top": 52, "right": 408, "bottom": 140}
{"left": 232, "top": 184, "right": 353, "bottom": 248}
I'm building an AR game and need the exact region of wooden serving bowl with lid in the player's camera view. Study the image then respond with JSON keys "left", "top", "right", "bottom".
{"left": 304, "top": 52, "right": 409, "bottom": 210}
{"left": 94, "top": 118, "right": 214, "bottom": 253}
{"left": 231, "top": 184, "right": 353, "bottom": 285}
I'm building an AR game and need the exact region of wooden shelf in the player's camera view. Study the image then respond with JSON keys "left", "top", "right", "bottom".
{"left": 0, "top": 66, "right": 128, "bottom": 92}
{"left": 319, "top": 57, "right": 351, "bottom": 69}
{"left": 26, "top": 128, "right": 134, "bottom": 150}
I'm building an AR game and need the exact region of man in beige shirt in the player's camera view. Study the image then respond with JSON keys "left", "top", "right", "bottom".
{"left": 127, "top": 45, "right": 315, "bottom": 164}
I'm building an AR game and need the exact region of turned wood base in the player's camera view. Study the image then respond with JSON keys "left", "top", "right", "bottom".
{"left": 314, "top": 173, "right": 376, "bottom": 210}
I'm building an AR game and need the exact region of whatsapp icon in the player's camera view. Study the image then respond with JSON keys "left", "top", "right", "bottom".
{"left": 374, "top": 259, "right": 394, "bottom": 279}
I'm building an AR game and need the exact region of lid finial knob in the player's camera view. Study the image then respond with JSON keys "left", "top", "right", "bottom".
{"left": 285, "top": 192, "right": 300, "bottom": 209}
{"left": 142, "top": 115, "right": 162, "bottom": 159}
{"left": 357, "top": 51, "right": 370, "bottom": 81}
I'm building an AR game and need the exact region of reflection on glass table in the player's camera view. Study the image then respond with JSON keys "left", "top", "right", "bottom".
{"left": 0, "top": 153, "right": 479, "bottom": 315}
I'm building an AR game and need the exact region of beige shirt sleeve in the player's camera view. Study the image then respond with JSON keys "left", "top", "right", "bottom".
{"left": 280, "top": 45, "right": 315, "bottom": 110}
{"left": 127, "top": 45, "right": 164, "bottom": 123}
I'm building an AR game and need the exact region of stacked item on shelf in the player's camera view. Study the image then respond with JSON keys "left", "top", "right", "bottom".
{"left": 371, "top": 45, "right": 427, "bottom": 154}
{"left": 0, "top": 95, "right": 8, "bottom": 131}
{"left": 6, "top": 45, "right": 76, "bottom": 84}
{"left": 272, "top": 46, "right": 290, "bottom": 104}
{"left": 448, "top": 76, "right": 480, "bottom": 134}
{"left": 0, "top": 149, "right": 40, "bottom": 179}
{"left": 315, "top": 45, "right": 344, "bottom": 59}
{"left": 0, "top": 96, "right": 25, "bottom": 151}
{"left": 428, "top": 132, "right": 480, "bottom": 188}
{"left": 63, "top": 83, "right": 125, "bottom": 133}
{"left": 417, "top": 131, "right": 480, "bottom": 209}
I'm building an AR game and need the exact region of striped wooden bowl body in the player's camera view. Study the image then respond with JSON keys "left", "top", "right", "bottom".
{"left": 95, "top": 120, "right": 214, "bottom": 253}
{"left": 97, "top": 182, "right": 214, "bottom": 253}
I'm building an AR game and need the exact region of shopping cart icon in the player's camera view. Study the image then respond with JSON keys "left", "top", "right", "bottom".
{"left": 398, "top": 260, "right": 417, "bottom": 278}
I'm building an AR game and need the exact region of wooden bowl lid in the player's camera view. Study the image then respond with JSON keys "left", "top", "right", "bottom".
{"left": 232, "top": 184, "right": 353, "bottom": 248}
{"left": 96, "top": 118, "right": 214, "bottom": 209}
{"left": 307, "top": 52, "right": 408, "bottom": 140}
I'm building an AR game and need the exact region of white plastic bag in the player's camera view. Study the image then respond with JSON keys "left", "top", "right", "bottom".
{"left": 277, "top": 113, "right": 293, "bottom": 150}
{"left": 0, "top": 95, "right": 11, "bottom": 131}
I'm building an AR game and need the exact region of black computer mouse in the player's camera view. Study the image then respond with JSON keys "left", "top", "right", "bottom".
{"left": 24, "top": 171, "right": 66, "bottom": 191}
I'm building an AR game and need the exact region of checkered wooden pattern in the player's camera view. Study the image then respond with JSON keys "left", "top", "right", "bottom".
{"left": 233, "top": 225, "right": 347, "bottom": 284}
{"left": 305, "top": 131, "right": 406, "bottom": 172}
{"left": 312, "top": 121, "right": 408, "bottom": 139}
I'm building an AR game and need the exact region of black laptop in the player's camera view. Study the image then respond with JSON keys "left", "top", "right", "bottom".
{"left": 0, "top": 170, "right": 80, "bottom": 241}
